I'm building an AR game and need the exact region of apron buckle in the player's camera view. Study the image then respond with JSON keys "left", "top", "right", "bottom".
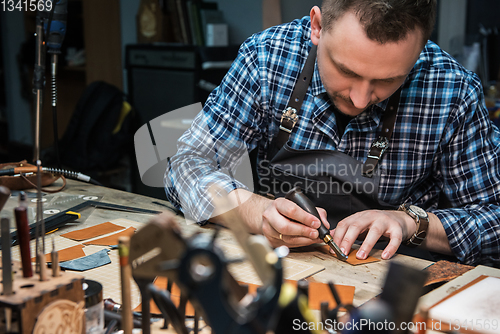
{"left": 363, "top": 136, "right": 390, "bottom": 177}
{"left": 279, "top": 107, "right": 299, "bottom": 133}
{"left": 367, "top": 136, "right": 389, "bottom": 160}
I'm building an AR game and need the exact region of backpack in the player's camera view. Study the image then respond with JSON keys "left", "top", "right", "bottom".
{"left": 59, "top": 81, "right": 138, "bottom": 171}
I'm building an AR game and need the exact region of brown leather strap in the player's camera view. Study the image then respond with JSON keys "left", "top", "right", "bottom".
{"left": 362, "top": 87, "right": 402, "bottom": 177}
{"left": 20, "top": 174, "right": 67, "bottom": 193}
{"left": 272, "top": 45, "right": 317, "bottom": 152}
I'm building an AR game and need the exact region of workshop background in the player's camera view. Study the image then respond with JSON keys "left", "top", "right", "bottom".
{"left": 0, "top": 0, "right": 499, "bottom": 200}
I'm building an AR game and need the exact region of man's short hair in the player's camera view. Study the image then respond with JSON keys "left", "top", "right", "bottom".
{"left": 320, "top": 0, "right": 437, "bottom": 45}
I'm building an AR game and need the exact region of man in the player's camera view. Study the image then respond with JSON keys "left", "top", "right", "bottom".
{"left": 165, "top": 0, "right": 500, "bottom": 267}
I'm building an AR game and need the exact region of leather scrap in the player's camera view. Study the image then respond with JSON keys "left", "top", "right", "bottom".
{"left": 61, "top": 222, "right": 125, "bottom": 241}
{"left": 32, "top": 244, "right": 86, "bottom": 263}
{"left": 317, "top": 245, "right": 380, "bottom": 265}
{"left": 59, "top": 249, "right": 111, "bottom": 271}
{"left": 424, "top": 260, "right": 474, "bottom": 286}
{"left": 83, "top": 227, "right": 136, "bottom": 246}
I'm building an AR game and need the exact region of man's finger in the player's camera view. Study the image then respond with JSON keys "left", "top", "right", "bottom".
{"left": 381, "top": 233, "right": 403, "bottom": 260}
{"left": 278, "top": 198, "right": 322, "bottom": 229}
{"left": 355, "top": 226, "right": 385, "bottom": 259}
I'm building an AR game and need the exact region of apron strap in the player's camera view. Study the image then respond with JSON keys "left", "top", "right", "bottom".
{"left": 361, "top": 87, "right": 402, "bottom": 177}
{"left": 271, "top": 45, "right": 317, "bottom": 155}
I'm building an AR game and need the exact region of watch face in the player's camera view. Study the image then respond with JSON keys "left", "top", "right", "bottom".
{"left": 410, "top": 205, "right": 427, "bottom": 218}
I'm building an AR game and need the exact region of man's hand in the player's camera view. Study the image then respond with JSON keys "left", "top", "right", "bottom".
{"left": 212, "top": 188, "right": 329, "bottom": 248}
{"left": 331, "top": 209, "right": 452, "bottom": 260}
{"left": 261, "top": 197, "right": 329, "bottom": 248}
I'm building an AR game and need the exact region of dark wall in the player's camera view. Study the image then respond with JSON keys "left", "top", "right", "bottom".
{"left": 466, "top": 0, "right": 500, "bottom": 82}
{"left": 466, "top": 0, "right": 500, "bottom": 34}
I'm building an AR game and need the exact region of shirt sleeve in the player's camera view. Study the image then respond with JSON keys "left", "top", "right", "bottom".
{"left": 164, "top": 38, "right": 266, "bottom": 224}
{"left": 431, "top": 74, "right": 500, "bottom": 266}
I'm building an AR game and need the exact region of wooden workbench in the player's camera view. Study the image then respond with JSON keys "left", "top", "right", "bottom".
{"left": 2, "top": 178, "right": 434, "bottom": 333}
{"left": 9, "top": 178, "right": 430, "bottom": 306}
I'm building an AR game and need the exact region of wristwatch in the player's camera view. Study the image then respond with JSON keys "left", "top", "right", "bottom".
{"left": 398, "top": 203, "right": 429, "bottom": 247}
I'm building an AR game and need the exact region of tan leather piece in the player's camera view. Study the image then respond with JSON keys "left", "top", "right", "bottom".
{"left": 32, "top": 244, "right": 86, "bottom": 263}
{"left": 61, "top": 222, "right": 124, "bottom": 241}
{"left": 318, "top": 245, "right": 381, "bottom": 265}
{"left": 83, "top": 227, "right": 136, "bottom": 246}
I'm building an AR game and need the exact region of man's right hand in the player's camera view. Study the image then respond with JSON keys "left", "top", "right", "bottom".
{"left": 261, "top": 197, "right": 330, "bottom": 247}
{"left": 212, "top": 188, "right": 329, "bottom": 248}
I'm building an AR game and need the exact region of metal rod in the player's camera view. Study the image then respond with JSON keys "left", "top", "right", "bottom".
{"left": 33, "top": 16, "right": 46, "bottom": 162}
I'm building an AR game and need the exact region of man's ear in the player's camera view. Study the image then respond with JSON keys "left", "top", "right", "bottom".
{"left": 310, "top": 6, "right": 322, "bottom": 46}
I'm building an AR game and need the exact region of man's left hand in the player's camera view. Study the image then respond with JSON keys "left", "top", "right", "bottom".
{"left": 331, "top": 210, "right": 415, "bottom": 260}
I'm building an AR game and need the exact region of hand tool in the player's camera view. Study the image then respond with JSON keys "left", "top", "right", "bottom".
{"left": 1, "top": 217, "right": 13, "bottom": 332}
{"left": 285, "top": 187, "right": 348, "bottom": 261}
{"left": 14, "top": 192, "right": 33, "bottom": 277}
{"left": 35, "top": 160, "right": 48, "bottom": 280}
{"left": 1, "top": 217, "right": 13, "bottom": 294}
{"left": 0, "top": 185, "right": 10, "bottom": 212}
{"left": 51, "top": 237, "right": 60, "bottom": 277}
{"left": 0, "top": 165, "right": 100, "bottom": 185}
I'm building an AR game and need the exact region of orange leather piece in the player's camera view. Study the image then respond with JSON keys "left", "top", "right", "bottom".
{"left": 61, "top": 222, "right": 124, "bottom": 241}
{"left": 32, "top": 244, "right": 86, "bottom": 263}
{"left": 83, "top": 227, "right": 136, "bottom": 246}
{"left": 317, "top": 245, "right": 380, "bottom": 265}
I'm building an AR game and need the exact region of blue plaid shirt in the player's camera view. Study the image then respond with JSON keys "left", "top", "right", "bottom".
{"left": 165, "top": 16, "right": 500, "bottom": 266}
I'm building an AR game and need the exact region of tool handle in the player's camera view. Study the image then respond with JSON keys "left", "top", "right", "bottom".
{"left": 285, "top": 187, "right": 330, "bottom": 239}
{"left": 0, "top": 168, "right": 15, "bottom": 177}
{"left": 0, "top": 167, "right": 39, "bottom": 177}
{"left": 0, "top": 186, "right": 10, "bottom": 213}
{"left": 14, "top": 206, "right": 33, "bottom": 277}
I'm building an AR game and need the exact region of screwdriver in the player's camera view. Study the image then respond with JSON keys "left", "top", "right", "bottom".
{"left": 285, "top": 187, "right": 348, "bottom": 261}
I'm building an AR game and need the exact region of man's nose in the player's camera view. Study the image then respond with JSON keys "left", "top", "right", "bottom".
{"left": 350, "top": 81, "right": 373, "bottom": 109}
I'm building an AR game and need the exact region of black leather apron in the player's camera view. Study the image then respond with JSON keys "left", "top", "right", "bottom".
{"left": 261, "top": 45, "right": 400, "bottom": 228}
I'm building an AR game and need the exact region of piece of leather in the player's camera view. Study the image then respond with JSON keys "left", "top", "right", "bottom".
{"left": 136, "top": 276, "right": 355, "bottom": 315}
{"left": 83, "top": 227, "right": 136, "bottom": 246}
{"left": 424, "top": 260, "right": 474, "bottom": 287}
{"left": 59, "top": 248, "right": 111, "bottom": 271}
{"left": 317, "top": 245, "right": 381, "bottom": 265}
{"left": 31, "top": 244, "right": 86, "bottom": 263}
{"left": 61, "top": 222, "right": 125, "bottom": 241}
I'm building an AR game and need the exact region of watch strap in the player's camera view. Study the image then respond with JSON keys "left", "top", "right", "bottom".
{"left": 399, "top": 204, "right": 429, "bottom": 247}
